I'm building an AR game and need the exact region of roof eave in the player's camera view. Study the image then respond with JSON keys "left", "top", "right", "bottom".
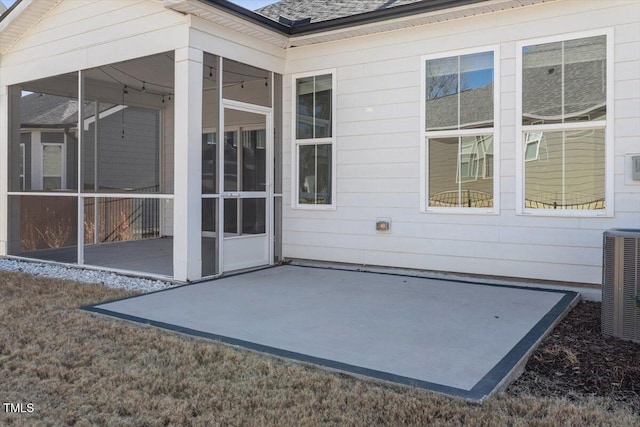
{"left": 188, "top": 0, "right": 491, "bottom": 36}
{"left": 286, "top": 0, "right": 554, "bottom": 47}
{"left": 3, "top": 0, "right": 556, "bottom": 55}
{"left": 170, "top": 0, "right": 553, "bottom": 48}
{"left": 164, "top": 0, "right": 291, "bottom": 48}
{"left": 287, "top": 0, "right": 488, "bottom": 36}
{"left": 193, "top": 0, "right": 289, "bottom": 33}
{"left": 1, "top": 0, "right": 62, "bottom": 56}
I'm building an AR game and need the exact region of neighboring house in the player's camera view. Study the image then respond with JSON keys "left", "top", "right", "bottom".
{"left": 19, "top": 93, "right": 160, "bottom": 192}
{"left": 0, "top": 0, "right": 638, "bottom": 286}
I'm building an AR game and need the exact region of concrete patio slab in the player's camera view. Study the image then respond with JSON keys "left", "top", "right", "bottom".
{"left": 85, "top": 265, "right": 578, "bottom": 401}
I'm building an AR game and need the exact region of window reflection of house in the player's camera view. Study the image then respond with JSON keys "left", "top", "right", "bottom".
{"left": 424, "top": 50, "right": 496, "bottom": 209}
{"left": 522, "top": 35, "right": 606, "bottom": 210}
{"left": 524, "top": 132, "right": 545, "bottom": 162}
{"left": 458, "top": 135, "right": 493, "bottom": 183}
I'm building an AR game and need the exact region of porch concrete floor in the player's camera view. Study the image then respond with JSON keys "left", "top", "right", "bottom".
{"left": 87, "top": 265, "right": 578, "bottom": 401}
{"left": 18, "top": 238, "right": 176, "bottom": 277}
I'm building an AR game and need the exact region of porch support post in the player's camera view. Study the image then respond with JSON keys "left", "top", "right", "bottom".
{"left": 0, "top": 85, "right": 21, "bottom": 256}
{"left": 173, "top": 47, "right": 203, "bottom": 281}
{"left": 77, "top": 70, "right": 85, "bottom": 265}
{"left": 0, "top": 85, "right": 9, "bottom": 256}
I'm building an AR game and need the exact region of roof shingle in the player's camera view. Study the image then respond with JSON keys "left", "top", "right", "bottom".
{"left": 256, "top": 0, "right": 426, "bottom": 24}
{"left": 20, "top": 93, "right": 113, "bottom": 127}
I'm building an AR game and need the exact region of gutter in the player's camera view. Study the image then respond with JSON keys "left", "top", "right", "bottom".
{"left": 0, "top": 0, "right": 22, "bottom": 22}
{"left": 288, "top": 0, "right": 488, "bottom": 36}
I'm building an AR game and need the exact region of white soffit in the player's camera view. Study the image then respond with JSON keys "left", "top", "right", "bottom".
{"left": 164, "top": 0, "right": 289, "bottom": 48}
{"left": 0, "top": 0, "right": 61, "bottom": 55}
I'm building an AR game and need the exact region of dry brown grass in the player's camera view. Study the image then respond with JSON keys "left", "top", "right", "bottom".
{"left": 1, "top": 270, "right": 639, "bottom": 426}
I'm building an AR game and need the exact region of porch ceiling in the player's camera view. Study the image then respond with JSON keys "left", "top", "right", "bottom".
{"left": 18, "top": 53, "right": 178, "bottom": 106}
{"left": 19, "top": 51, "right": 267, "bottom": 103}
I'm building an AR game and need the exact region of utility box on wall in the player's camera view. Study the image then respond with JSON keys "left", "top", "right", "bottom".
{"left": 602, "top": 229, "right": 640, "bottom": 342}
{"left": 632, "top": 155, "right": 640, "bottom": 181}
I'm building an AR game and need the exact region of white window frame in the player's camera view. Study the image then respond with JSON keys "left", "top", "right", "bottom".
{"left": 515, "top": 29, "right": 614, "bottom": 217}
{"left": 41, "top": 141, "right": 66, "bottom": 190}
{"left": 420, "top": 45, "right": 500, "bottom": 214}
{"left": 38, "top": 130, "right": 68, "bottom": 191}
{"left": 291, "top": 69, "right": 337, "bottom": 210}
{"left": 524, "top": 132, "right": 544, "bottom": 162}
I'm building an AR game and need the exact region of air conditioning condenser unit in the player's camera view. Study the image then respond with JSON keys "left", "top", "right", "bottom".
{"left": 602, "top": 229, "right": 640, "bottom": 342}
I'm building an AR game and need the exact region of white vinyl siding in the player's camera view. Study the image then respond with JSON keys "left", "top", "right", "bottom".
{"left": 282, "top": 0, "right": 640, "bottom": 285}
{"left": 0, "top": 0, "right": 188, "bottom": 86}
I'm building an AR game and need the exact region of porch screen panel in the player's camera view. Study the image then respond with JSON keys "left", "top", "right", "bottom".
{"left": 202, "top": 53, "right": 219, "bottom": 195}
{"left": 202, "top": 132, "right": 218, "bottom": 194}
{"left": 10, "top": 75, "right": 79, "bottom": 192}
{"left": 202, "top": 198, "right": 219, "bottom": 277}
{"left": 222, "top": 58, "right": 270, "bottom": 107}
{"left": 7, "top": 195, "right": 78, "bottom": 264}
{"left": 83, "top": 103, "right": 160, "bottom": 193}
{"left": 241, "top": 129, "right": 266, "bottom": 192}
{"left": 82, "top": 196, "right": 169, "bottom": 276}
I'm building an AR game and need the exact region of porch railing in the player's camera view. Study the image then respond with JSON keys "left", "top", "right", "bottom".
{"left": 84, "top": 185, "right": 161, "bottom": 244}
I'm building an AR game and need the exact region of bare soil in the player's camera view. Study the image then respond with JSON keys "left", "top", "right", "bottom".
{"left": 1, "top": 272, "right": 639, "bottom": 426}
{"left": 508, "top": 301, "right": 640, "bottom": 413}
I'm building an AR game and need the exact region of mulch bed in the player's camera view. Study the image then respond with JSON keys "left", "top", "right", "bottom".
{"left": 508, "top": 301, "right": 640, "bottom": 413}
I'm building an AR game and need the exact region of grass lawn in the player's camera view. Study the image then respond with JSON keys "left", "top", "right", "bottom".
{"left": 1, "top": 270, "right": 639, "bottom": 426}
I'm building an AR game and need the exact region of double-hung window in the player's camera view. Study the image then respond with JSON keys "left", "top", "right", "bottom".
{"left": 42, "top": 143, "right": 64, "bottom": 190}
{"left": 422, "top": 47, "right": 499, "bottom": 212}
{"left": 518, "top": 32, "right": 611, "bottom": 214}
{"left": 293, "top": 71, "right": 336, "bottom": 208}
